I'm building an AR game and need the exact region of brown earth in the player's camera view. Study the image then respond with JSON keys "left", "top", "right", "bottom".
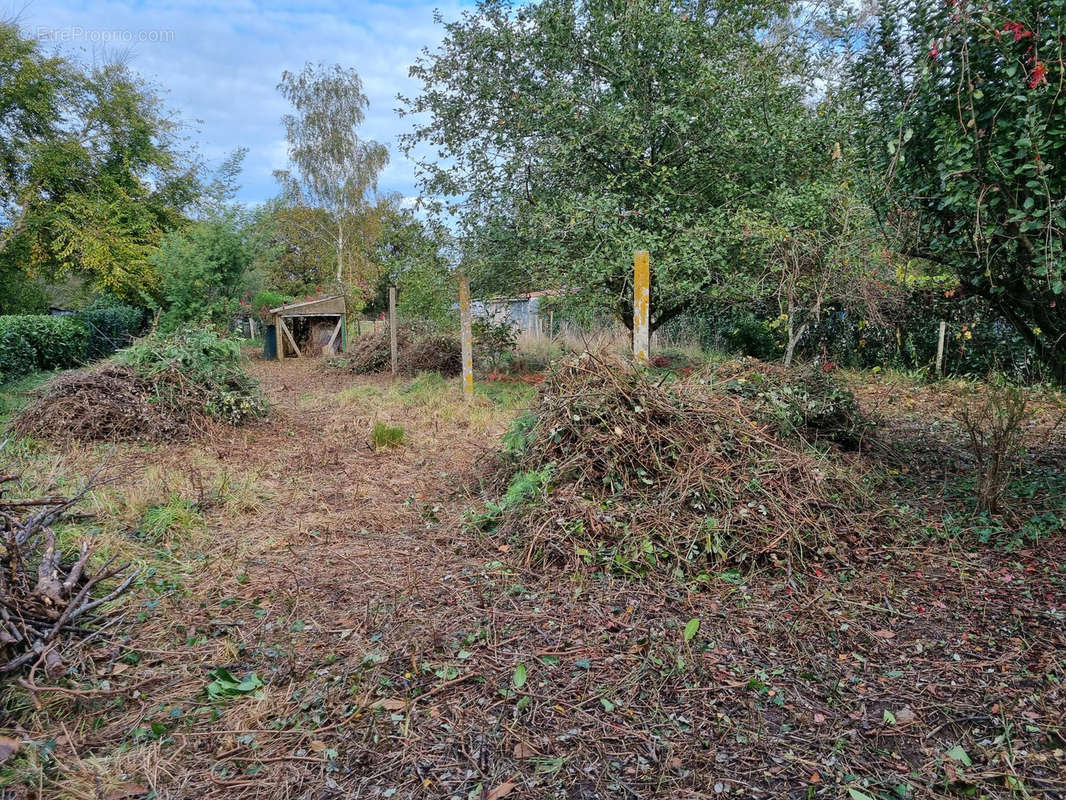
{"left": 2, "top": 359, "right": 1064, "bottom": 800}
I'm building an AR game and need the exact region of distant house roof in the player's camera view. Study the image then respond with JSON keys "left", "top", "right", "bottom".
{"left": 269, "top": 294, "right": 346, "bottom": 316}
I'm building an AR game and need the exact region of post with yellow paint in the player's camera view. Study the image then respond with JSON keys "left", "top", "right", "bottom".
{"left": 389, "top": 286, "right": 398, "bottom": 376}
{"left": 632, "top": 250, "right": 650, "bottom": 364}
{"left": 459, "top": 275, "right": 474, "bottom": 401}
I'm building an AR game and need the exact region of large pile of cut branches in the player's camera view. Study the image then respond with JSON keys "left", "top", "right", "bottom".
{"left": 11, "top": 327, "right": 267, "bottom": 442}
{"left": 0, "top": 470, "right": 135, "bottom": 676}
{"left": 477, "top": 353, "right": 880, "bottom": 573}
{"left": 337, "top": 325, "right": 461, "bottom": 377}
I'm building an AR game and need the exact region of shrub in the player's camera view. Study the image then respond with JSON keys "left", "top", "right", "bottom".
{"left": 0, "top": 315, "right": 89, "bottom": 374}
{"left": 954, "top": 386, "right": 1030, "bottom": 514}
{"left": 0, "top": 326, "right": 35, "bottom": 383}
{"left": 473, "top": 317, "right": 519, "bottom": 372}
{"left": 245, "top": 290, "right": 293, "bottom": 324}
{"left": 79, "top": 297, "right": 146, "bottom": 360}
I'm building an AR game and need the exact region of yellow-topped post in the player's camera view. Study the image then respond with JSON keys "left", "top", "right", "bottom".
{"left": 633, "top": 250, "right": 650, "bottom": 364}
{"left": 459, "top": 275, "right": 474, "bottom": 400}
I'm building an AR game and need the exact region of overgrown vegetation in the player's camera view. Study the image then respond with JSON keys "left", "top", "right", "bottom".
{"left": 11, "top": 327, "right": 266, "bottom": 440}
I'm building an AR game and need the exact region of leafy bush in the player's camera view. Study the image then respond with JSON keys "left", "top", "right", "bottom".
{"left": 0, "top": 326, "right": 35, "bottom": 383}
{"left": 116, "top": 327, "right": 267, "bottom": 425}
{"left": 473, "top": 317, "right": 518, "bottom": 371}
{"left": 79, "top": 297, "right": 146, "bottom": 360}
{"left": 0, "top": 315, "right": 89, "bottom": 373}
{"left": 245, "top": 290, "right": 292, "bottom": 323}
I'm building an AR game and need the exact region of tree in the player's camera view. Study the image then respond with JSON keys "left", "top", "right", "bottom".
{"left": 367, "top": 204, "right": 455, "bottom": 323}
{"left": 401, "top": 0, "right": 841, "bottom": 332}
{"left": 153, "top": 210, "right": 253, "bottom": 330}
{"left": 0, "top": 23, "right": 200, "bottom": 305}
{"left": 857, "top": 0, "right": 1066, "bottom": 382}
{"left": 274, "top": 63, "right": 389, "bottom": 288}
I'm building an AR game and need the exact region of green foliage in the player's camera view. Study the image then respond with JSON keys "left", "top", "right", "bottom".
{"left": 0, "top": 23, "right": 201, "bottom": 301}
{"left": 472, "top": 466, "right": 553, "bottom": 533}
{"left": 0, "top": 325, "right": 35, "bottom": 383}
{"left": 154, "top": 212, "right": 253, "bottom": 330}
{"left": 857, "top": 0, "right": 1066, "bottom": 382}
{"left": 246, "top": 290, "right": 292, "bottom": 324}
{"left": 116, "top": 327, "right": 267, "bottom": 424}
{"left": 206, "top": 668, "right": 264, "bottom": 701}
{"left": 78, "top": 296, "right": 147, "bottom": 361}
{"left": 472, "top": 317, "right": 518, "bottom": 371}
{"left": 402, "top": 0, "right": 842, "bottom": 329}
{"left": 370, "top": 421, "right": 405, "bottom": 448}
{"left": 0, "top": 315, "right": 88, "bottom": 375}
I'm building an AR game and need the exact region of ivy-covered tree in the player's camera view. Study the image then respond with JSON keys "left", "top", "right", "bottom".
{"left": 401, "top": 0, "right": 841, "bottom": 331}
{"left": 858, "top": 0, "right": 1065, "bottom": 382}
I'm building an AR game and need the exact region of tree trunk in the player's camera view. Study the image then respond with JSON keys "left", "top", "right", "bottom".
{"left": 336, "top": 223, "right": 344, "bottom": 283}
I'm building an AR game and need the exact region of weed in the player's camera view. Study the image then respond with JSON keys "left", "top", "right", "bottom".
{"left": 371, "top": 421, "right": 405, "bottom": 448}
{"left": 954, "top": 385, "right": 1029, "bottom": 513}
{"left": 139, "top": 496, "right": 203, "bottom": 541}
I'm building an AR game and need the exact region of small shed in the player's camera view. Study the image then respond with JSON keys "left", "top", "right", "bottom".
{"left": 270, "top": 295, "right": 347, "bottom": 360}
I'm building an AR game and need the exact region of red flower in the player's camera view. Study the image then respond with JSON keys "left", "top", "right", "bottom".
{"left": 1029, "top": 61, "right": 1048, "bottom": 88}
{"left": 930, "top": 40, "right": 939, "bottom": 59}
{"left": 1001, "top": 21, "right": 1032, "bottom": 41}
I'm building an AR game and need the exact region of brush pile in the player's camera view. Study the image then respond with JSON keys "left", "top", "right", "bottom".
{"left": 11, "top": 327, "right": 267, "bottom": 442}
{"left": 0, "top": 472, "right": 136, "bottom": 676}
{"left": 478, "top": 353, "right": 878, "bottom": 572}
{"left": 337, "top": 325, "right": 461, "bottom": 377}
{"left": 711, "top": 357, "right": 869, "bottom": 447}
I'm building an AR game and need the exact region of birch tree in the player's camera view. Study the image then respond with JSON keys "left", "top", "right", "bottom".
{"left": 274, "top": 63, "right": 389, "bottom": 287}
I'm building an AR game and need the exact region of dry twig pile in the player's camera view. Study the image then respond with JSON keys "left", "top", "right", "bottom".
{"left": 10, "top": 366, "right": 194, "bottom": 441}
{"left": 0, "top": 470, "right": 136, "bottom": 676}
{"left": 481, "top": 353, "right": 879, "bottom": 571}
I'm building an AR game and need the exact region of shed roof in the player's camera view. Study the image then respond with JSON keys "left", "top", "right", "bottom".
{"left": 270, "top": 294, "right": 346, "bottom": 316}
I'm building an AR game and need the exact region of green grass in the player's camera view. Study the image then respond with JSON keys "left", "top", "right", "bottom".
{"left": 371, "top": 421, "right": 405, "bottom": 448}
{"left": 475, "top": 380, "right": 537, "bottom": 409}
{"left": 139, "top": 495, "right": 204, "bottom": 541}
{"left": 0, "top": 370, "right": 58, "bottom": 427}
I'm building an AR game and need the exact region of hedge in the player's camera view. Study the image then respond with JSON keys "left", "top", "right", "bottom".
{"left": 80, "top": 299, "right": 147, "bottom": 360}
{"left": 0, "top": 326, "right": 35, "bottom": 384}
{"left": 0, "top": 315, "right": 89, "bottom": 378}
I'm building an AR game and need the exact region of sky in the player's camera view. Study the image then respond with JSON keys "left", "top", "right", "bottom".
{"left": 8, "top": 0, "right": 470, "bottom": 206}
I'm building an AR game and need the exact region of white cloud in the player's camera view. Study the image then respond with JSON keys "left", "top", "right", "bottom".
{"left": 9, "top": 0, "right": 469, "bottom": 204}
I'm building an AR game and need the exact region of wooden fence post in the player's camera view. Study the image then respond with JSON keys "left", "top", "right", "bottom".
{"left": 389, "top": 286, "right": 398, "bottom": 376}
{"left": 633, "top": 250, "right": 650, "bottom": 364}
{"left": 936, "top": 320, "right": 947, "bottom": 377}
{"left": 459, "top": 276, "right": 474, "bottom": 400}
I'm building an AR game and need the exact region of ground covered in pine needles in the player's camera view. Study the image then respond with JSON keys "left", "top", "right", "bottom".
{"left": 0, "top": 354, "right": 1064, "bottom": 800}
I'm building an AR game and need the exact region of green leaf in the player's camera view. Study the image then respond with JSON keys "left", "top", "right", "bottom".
{"left": 683, "top": 618, "right": 700, "bottom": 643}
{"left": 883, "top": 709, "right": 897, "bottom": 724}
{"left": 512, "top": 663, "right": 528, "bottom": 689}
{"left": 849, "top": 789, "right": 876, "bottom": 800}
{"left": 945, "top": 745, "right": 972, "bottom": 766}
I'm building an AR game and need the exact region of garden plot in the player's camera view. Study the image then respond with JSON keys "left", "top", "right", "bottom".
{"left": 0, "top": 356, "right": 1063, "bottom": 800}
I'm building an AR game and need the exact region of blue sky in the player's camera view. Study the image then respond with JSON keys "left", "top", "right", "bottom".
{"left": 9, "top": 0, "right": 470, "bottom": 205}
